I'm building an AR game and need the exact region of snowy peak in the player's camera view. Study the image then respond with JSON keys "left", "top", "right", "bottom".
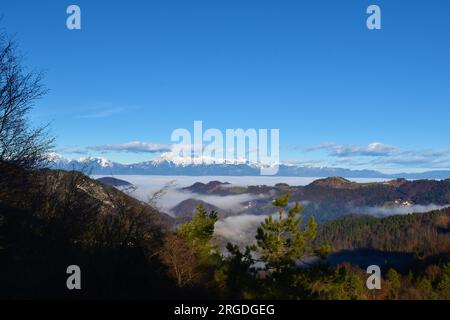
{"left": 149, "top": 152, "right": 272, "bottom": 167}
{"left": 80, "top": 157, "right": 114, "bottom": 168}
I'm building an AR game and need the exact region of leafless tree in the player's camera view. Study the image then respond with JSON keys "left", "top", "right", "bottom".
{"left": 0, "top": 33, "right": 53, "bottom": 169}
{"left": 147, "top": 180, "right": 176, "bottom": 210}
{"left": 160, "top": 234, "right": 201, "bottom": 287}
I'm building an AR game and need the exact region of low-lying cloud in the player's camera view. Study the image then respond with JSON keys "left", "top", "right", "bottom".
{"left": 94, "top": 175, "right": 450, "bottom": 247}
{"left": 212, "top": 204, "right": 450, "bottom": 247}
{"left": 306, "top": 142, "right": 398, "bottom": 157}
{"left": 88, "top": 141, "right": 172, "bottom": 154}
{"left": 110, "top": 175, "right": 271, "bottom": 215}
{"left": 353, "top": 204, "right": 449, "bottom": 217}
{"left": 179, "top": 193, "right": 267, "bottom": 214}
{"left": 303, "top": 142, "right": 450, "bottom": 170}
{"left": 214, "top": 214, "right": 269, "bottom": 245}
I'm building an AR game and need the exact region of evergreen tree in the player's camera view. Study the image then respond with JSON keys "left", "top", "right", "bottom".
{"left": 219, "top": 194, "right": 331, "bottom": 299}
{"left": 437, "top": 263, "right": 450, "bottom": 300}
{"left": 386, "top": 268, "right": 401, "bottom": 299}
{"left": 177, "top": 204, "right": 217, "bottom": 259}
{"left": 255, "top": 193, "right": 329, "bottom": 273}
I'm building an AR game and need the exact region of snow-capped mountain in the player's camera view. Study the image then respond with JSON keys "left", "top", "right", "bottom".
{"left": 48, "top": 155, "right": 115, "bottom": 173}
{"left": 148, "top": 152, "right": 263, "bottom": 167}
{"left": 48, "top": 153, "right": 450, "bottom": 179}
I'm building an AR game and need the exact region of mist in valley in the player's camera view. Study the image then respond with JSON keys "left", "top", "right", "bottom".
{"left": 93, "top": 175, "right": 449, "bottom": 247}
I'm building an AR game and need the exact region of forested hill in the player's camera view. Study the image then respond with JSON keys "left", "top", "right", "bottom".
{"left": 317, "top": 207, "right": 450, "bottom": 257}
{"left": 0, "top": 163, "right": 184, "bottom": 299}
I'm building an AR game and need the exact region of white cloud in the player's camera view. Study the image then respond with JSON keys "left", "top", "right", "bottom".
{"left": 88, "top": 141, "right": 172, "bottom": 154}
{"left": 78, "top": 107, "right": 127, "bottom": 119}
{"left": 304, "top": 142, "right": 450, "bottom": 169}
{"left": 306, "top": 142, "right": 399, "bottom": 157}
{"left": 353, "top": 204, "right": 450, "bottom": 216}
{"left": 214, "top": 214, "right": 268, "bottom": 244}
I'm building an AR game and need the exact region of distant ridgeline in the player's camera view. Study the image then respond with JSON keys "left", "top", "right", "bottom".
{"left": 49, "top": 155, "right": 450, "bottom": 179}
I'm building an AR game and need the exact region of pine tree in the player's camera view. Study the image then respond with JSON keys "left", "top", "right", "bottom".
{"left": 386, "top": 268, "right": 401, "bottom": 299}
{"left": 255, "top": 193, "right": 329, "bottom": 273}
{"left": 177, "top": 204, "right": 218, "bottom": 259}
{"left": 437, "top": 263, "right": 450, "bottom": 300}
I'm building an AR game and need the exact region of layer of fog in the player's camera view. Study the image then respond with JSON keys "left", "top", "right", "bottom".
{"left": 213, "top": 203, "right": 450, "bottom": 246}
{"left": 214, "top": 214, "right": 270, "bottom": 246}
{"left": 92, "top": 175, "right": 449, "bottom": 246}
{"left": 93, "top": 175, "right": 386, "bottom": 214}
{"left": 93, "top": 175, "right": 286, "bottom": 214}
{"left": 352, "top": 204, "right": 450, "bottom": 217}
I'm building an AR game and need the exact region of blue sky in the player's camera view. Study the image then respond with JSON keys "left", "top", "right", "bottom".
{"left": 1, "top": 0, "right": 450, "bottom": 173}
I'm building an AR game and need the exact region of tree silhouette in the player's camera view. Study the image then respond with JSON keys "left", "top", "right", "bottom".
{"left": 0, "top": 33, "right": 53, "bottom": 169}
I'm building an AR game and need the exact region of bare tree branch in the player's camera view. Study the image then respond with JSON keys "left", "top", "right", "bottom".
{"left": 0, "top": 33, "right": 53, "bottom": 169}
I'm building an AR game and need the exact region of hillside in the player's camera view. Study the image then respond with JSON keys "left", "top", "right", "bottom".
{"left": 182, "top": 181, "right": 231, "bottom": 194}
{"left": 171, "top": 198, "right": 225, "bottom": 221}
{"left": 0, "top": 163, "right": 195, "bottom": 299}
{"left": 317, "top": 207, "right": 450, "bottom": 257}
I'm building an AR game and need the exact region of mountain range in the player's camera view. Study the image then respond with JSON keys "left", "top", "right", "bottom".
{"left": 48, "top": 153, "right": 450, "bottom": 179}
